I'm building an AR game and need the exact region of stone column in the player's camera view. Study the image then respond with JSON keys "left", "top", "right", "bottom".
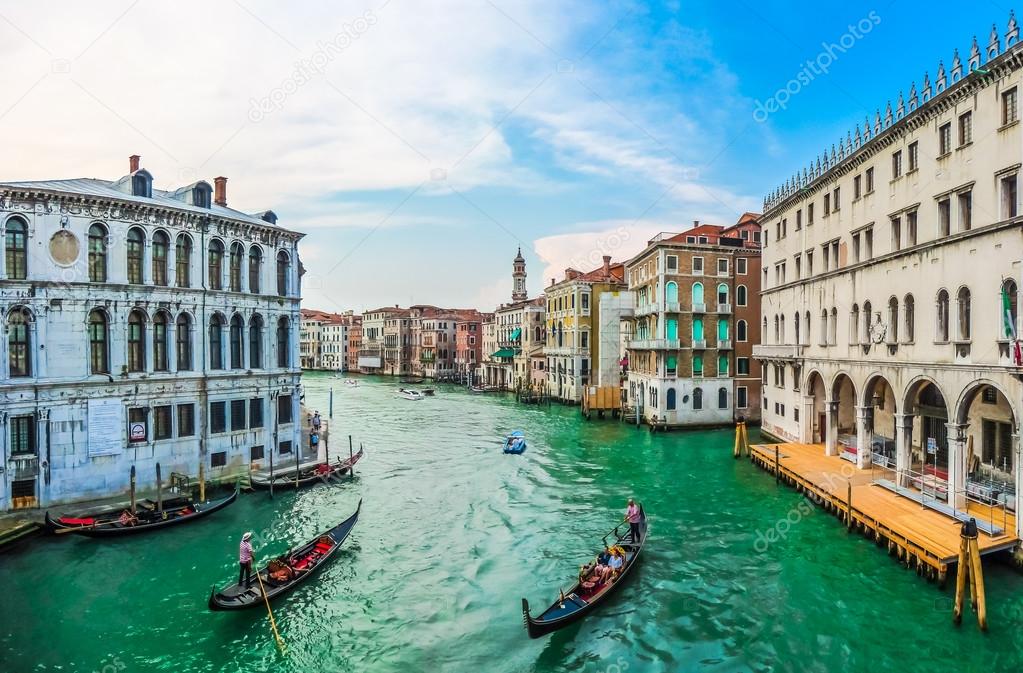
{"left": 800, "top": 395, "right": 815, "bottom": 443}
{"left": 894, "top": 413, "right": 914, "bottom": 487}
{"left": 168, "top": 319, "right": 178, "bottom": 374}
{"left": 946, "top": 422, "right": 968, "bottom": 510}
{"left": 167, "top": 238, "right": 176, "bottom": 288}
{"left": 1012, "top": 431, "right": 1022, "bottom": 539}
{"left": 825, "top": 400, "right": 839, "bottom": 456}
{"left": 855, "top": 405, "right": 872, "bottom": 469}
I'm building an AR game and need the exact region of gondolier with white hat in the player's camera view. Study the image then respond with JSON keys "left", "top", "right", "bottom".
{"left": 239, "top": 531, "right": 255, "bottom": 588}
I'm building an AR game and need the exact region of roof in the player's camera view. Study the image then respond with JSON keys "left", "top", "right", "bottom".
{"left": 0, "top": 177, "right": 288, "bottom": 231}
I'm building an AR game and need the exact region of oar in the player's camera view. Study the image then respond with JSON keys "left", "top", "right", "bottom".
{"left": 255, "top": 568, "right": 286, "bottom": 654}
{"left": 54, "top": 518, "right": 118, "bottom": 534}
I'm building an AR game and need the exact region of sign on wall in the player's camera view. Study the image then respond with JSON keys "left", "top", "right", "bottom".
{"left": 88, "top": 399, "right": 124, "bottom": 456}
{"left": 129, "top": 422, "right": 147, "bottom": 442}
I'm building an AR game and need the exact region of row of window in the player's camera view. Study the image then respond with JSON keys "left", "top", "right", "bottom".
{"left": 766, "top": 280, "right": 1017, "bottom": 347}
{"left": 2, "top": 217, "right": 293, "bottom": 295}
{"left": 638, "top": 385, "right": 748, "bottom": 411}
{"left": 209, "top": 396, "right": 292, "bottom": 434}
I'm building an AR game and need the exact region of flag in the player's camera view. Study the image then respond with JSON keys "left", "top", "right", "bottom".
{"left": 1004, "top": 284, "right": 1022, "bottom": 366}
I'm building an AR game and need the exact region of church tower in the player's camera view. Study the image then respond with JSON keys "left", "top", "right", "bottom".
{"left": 512, "top": 247, "right": 527, "bottom": 301}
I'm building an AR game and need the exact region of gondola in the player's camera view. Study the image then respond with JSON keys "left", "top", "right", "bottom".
{"left": 43, "top": 495, "right": 193, "bottom": 533}
{"left": 208, "top": 499, "right": 361, "bottom": 611}
{"left": 249, "top": 447, "right": 364, "bottom": 490}
{"left": 44, "top": 490, "right": 238, "bottom": 538}
{"left": 503, "top": 430, "right": 527, "bottom": 454}
{"left": 522, "top": 505, "right": 647, "bottom": 638}
{"left": 399, "top": 376, "right": 425, "bottom": 384}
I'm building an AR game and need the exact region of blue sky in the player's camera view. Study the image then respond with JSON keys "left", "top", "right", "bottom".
{"left": 0, "top": 1, "right": 1012, "bottom": 310}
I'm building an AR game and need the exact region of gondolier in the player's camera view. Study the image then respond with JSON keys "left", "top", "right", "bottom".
{"left": 625, "top": 498, "right": 642, "bottom": 542}
{"left": 239, "top": 532, "right": 254, "bottom": 589}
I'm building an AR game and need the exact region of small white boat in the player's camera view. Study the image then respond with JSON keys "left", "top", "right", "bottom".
{"left": 344, "top": 379, "right": 359, "bottom": 387}
{"left": 398, "top": 388, "right": 424, "bottom": 401}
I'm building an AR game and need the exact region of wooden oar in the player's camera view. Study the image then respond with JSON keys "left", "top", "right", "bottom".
{"left": 255, "top": 568, "right": 286, "bottom": 654}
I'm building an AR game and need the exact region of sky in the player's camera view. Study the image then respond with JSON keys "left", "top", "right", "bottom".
{"left": 0, "top": 0, "right": 1011, "bottom": 311}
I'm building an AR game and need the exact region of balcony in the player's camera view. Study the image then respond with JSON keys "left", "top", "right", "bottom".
{"left": 692, "top": 339, "right": 707, "bottom": 349}
{"left": 752, "top": 344, "right": 806, "bottom": 360}
{"left": 664, "top": 301, "right": 681, "bottom": 313}
{"left": 9, "top": 454, "right": 39, "bottom": 480}
{"left": 628, "top": 339, "right": 681, "bottom": 350}
{"left": 635, "top": 303, "right": 658, "bottom": 317}
{"left": 717, "top": 339, "right": 733, "bottom": 350}
{"left": 692, "top": 302, "right": 706, "bottom": 313}
{"left": 717, "top": 303, "right": 732, "bottom": 314}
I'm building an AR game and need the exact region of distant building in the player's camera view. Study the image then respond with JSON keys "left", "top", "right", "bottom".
{"left": 359, "top": 306, "right": 403, "bottom": 373}
{"left": 0, "top": 155, "right": 303, "bottom": 511}
{"left": 625, "top": 215, "right": 763, "bottom": 427}
{"left": 346, "top": 316, "right": 363, "bottom": 372}
{"left": 456, "top": 314, "right": 489, "bottom": 383}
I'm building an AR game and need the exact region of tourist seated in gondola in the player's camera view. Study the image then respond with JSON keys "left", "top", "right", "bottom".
{"left": 268, "top": 559, "right": 295, "bottom": 583}
{"left": 607, "top": 548, "right": 625, "bottom": 576}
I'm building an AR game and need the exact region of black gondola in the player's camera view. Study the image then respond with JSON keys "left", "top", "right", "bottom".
{"left": 249, "top": 447, "right": 364, "bottom": 490}
{"left": 208, "top": 499, "right": 361, "bottom": 611}
{"left": 399, "top": 376, "right": 425, "bottom": 384}
{"left": 44, "top": 490, "right": 238, "bottom": 538}
{"left": 522, "top": 505, "right": 648, "bottom": 638}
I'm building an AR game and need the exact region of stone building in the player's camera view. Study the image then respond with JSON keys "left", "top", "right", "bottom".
{"left": 754, "top": 18, "right": 1023, "bottom": 534}
{"left": 625, "top": 216, "right": 762, "bottom": 427}
{"left": 0, "top": 155, "right": 303, "bottom": 511}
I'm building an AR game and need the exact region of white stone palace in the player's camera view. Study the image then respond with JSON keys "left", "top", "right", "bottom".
{"left": 755, "top": 17, "right": 1023, "bottom": 535}
{"left": 0, "top": 155, "right": 304, "bottom": 512}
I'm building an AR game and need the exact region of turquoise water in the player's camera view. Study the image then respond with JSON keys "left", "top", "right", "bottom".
{"left": 1, "top": 372, "right": 1021, "bottom": 672}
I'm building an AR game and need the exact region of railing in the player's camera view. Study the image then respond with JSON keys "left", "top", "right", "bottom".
{"left": 692, "top": 302, "right": 706, "bottom": 313}
{"left": 752, "top": 344, "right": 805, "bottom": 359}
{"left": 628, "top": 339, "right": 681, "bottom": 350}
{"left": 692, "top": 339, "right": 706, "bottom": 349}
{"left": 717, "top": 303, "right": 732, "bottom": 314}
{"left": 9, "top": 454, "right": 38, "bottom": 480}
{"left": 717, "top": 339, "right": 732, "bottom": 350}
{"left": 634, "top": 303, "right": 659, "bottom": 317}
{"left": 664, "top": 301, "right": 681, "bottom": 313}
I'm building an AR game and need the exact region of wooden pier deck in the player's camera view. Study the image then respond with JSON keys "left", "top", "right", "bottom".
{"left": 750, "top": 442, "right": 1019, "bottom": 580}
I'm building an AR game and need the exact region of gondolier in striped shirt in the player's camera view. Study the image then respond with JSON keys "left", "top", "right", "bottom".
{"left": 624, "top": 499, "right": 642, "bottom": 543}
{"left": 239, "top": 532, "right": 254, "bottom": 588}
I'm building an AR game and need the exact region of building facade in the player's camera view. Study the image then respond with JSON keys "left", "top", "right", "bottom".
{"left": 625, "top": 216, "right": 762, "bottom": 427}
{"left": 754, "top": 21, "right": 1023, "bottom": 533}
{"left": 0, "top": 156, "right": 303, "bottom": 511}
{"left": 545, "top": 255, "right": 626, "bottom": 403}
{"left": 455, "top": 315, "right": 487, "bottom": 383}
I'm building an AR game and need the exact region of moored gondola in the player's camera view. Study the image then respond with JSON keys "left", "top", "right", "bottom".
{"left": 522, "top": 505, "right": 647, "bottom": 638}
{"left": 44, "top": 489, "right": 238, "bottom": 538}
{"left": 249, "top": 447, "right": 364, "bottom": 490}
{"left": 208, "top": 499, "right": 361, "bottom": 611}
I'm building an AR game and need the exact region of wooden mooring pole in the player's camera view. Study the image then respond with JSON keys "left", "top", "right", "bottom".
{"left": 952, "top": 518, "right": 987, "bottom": 630}
{"left": 774, "top": 446, "right": 780, "bottom": 483}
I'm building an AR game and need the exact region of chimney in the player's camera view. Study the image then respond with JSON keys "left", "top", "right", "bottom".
{"left": 693, "top": 220, "right": 699, "bottom": 227}
{"left": 602, "top": 255, "right": 611, "bottom": 276}
{"left": 550, "top": 278, "right": 555, "bottom": 287}
{"left": 214, "top": 176, "right": 228, "bottom": 206}
{"left": 129, "top": 155, "right": 140, "bottom": 173}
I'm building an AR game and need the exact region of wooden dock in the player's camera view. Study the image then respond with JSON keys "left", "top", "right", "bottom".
{"left": 750, "top": 442, "right": 1019, "bottom": 581}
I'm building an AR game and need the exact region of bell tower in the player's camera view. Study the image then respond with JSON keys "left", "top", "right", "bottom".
{"left": 512, "top": 247, "right": 527, "bottom": 301}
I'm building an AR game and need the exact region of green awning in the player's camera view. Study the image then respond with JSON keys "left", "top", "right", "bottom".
{"left": 509, "top": 327, "right": 522, "bottom": 341}
{"left": 492, "top": 348, "right": 516, "bottom": 358}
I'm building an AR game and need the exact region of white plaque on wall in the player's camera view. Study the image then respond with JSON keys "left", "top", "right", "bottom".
{"left": 88, "top": 399, "right": 123, "bottom": 456}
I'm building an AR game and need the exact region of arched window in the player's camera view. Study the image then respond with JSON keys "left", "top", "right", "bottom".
{"left": 152, "top": 231, "right": 169, "bottom": 286}
{"left": 718, "top": 386, "right": 728, "bottom": 409}
{"left": 850, "top": 304, "right": 860, "bottom": 344}
{"left": 230, "top": 314, "right": 244, "bottom": 368}
{"left": 229, "top": 242, "right": 244, "bottom": 292}
{"left": 693, "top": 317, "right": 704, "bottom": 341}
{"left": 736, "top": 285, "right": 747, "bottom": 307}
{"left": 5, "top": 217, "right": 28, "bottom": 280}
{"left": 176, "top": 234, "right": 192, "bottom": 288}
{"left": 830, "top": 307, "right": 838, "bottom": 345}
{"left": 153, "top": 311, "right": 169, "bottom": 371}
{"left": 762, "top": 316, "right": 768, "bottom": 338}
{"left": 666, "top": 387, "right": 677, "bottom": 410}
{"left": 249, "top": 315, "right": 264, "bottom": 368}
{"left": 277, "top": 317, "right": 291, "bottom": 367}
{"left": 937, "top": 289, "right": 950, "bottom": 341}
{"left": 773, "top": 315, "right": 780, "bottom": 343}
{"left": 820, "top": 309, "right": 828, "bottom": 345}
{"left": 862, "top": 301, "right": 872, "bottom": 344}
{"left": 208, "top": 240, "right": 224, "bottom": 290}
{"left": 780, "top": 315, "right": 785, "bottom": 344}
{"left": 88, "top": 223, "right": 108, "bottom": 282}
{"left": 127, "top": 227, "right": 145, "bottom": 284}
{"left": 804, "top": 311, "right": 811, "bottom": 345}
{"left": 665, "top": 281, "right": 678, "bottom": 304}
{"left": 248, "top": 246, "right": 262, "bottom": 294}
{"left": 127, "top": 310, "right": 146, "bottom": 372}
{"left": 717, "top": 283, "right": 728, "bottom": 306}
{"left": 209, "top": 315, "right": 224, "bottom": 370}
{"left": 276, "top": 251, "right": 290, "bottom": 296}
{"left": 693, "top": 354, "right": 703, "bottom": 376}
{"left": 88, "top": 310, "right": 109, "bottom": 374}
{"left": 176, "top": 314, "right": 192, "bottom": 371}
{"left": 794, "top": 312, "right": 801, "bottom": 345}
{"left": 693, "top": 387, "right": 703, "bottom": 410}
{"left": 692, "top": 282, "right": 704, "bottom": 306}
{"left": 718, "top": 354, "right": 728, "bottom": 375}
{"left": 887, "top": 297, "right": 899, "bottom": 343}
{"left": 957, "top": 287, "right": 971, "bottom": 340}
{"left": 1002, "top": 280, "right": 1018, "bottom": 338}
{"left": 737, "top": 320, "right": 748, "bottom": 342}
{"left": 558, "top": 321, "right": 564, "bottom": 347}
{"left": 717, "top": 318, "right": 728, "bottom": 341}
{"left": 8, "top": 307, "right": 31, "bottom": 376}
{"left": 904, "top": 294, "right": 915, "bottom": 342}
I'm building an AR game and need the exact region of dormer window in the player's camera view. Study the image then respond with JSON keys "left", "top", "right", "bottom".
{"left": 131, "top": 170, "right": 153, "bottom": 198}
{"left": 194, "top": 183, "right": 212, "bottom": 209}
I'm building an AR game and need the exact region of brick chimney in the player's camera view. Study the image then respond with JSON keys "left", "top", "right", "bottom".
{"left": 693, "top": 219, "right": 699, "bottom": 227}
{"left": 214, "top": 176, "right": 227, "bottom": 206}
{"left": 602, "top": 255, "right": 611, "bottom": 277}
{"left": 129, "top": 154, "right": 140, "bottom": 173}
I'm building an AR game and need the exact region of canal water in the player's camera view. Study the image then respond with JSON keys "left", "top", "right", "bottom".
{"left": 1, "top": 372, "right": 1021, "bottom": 673}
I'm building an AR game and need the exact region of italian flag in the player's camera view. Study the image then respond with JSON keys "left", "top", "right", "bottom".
{"left": 1004, "top": 284, "right": 1022, "bottom": 366}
